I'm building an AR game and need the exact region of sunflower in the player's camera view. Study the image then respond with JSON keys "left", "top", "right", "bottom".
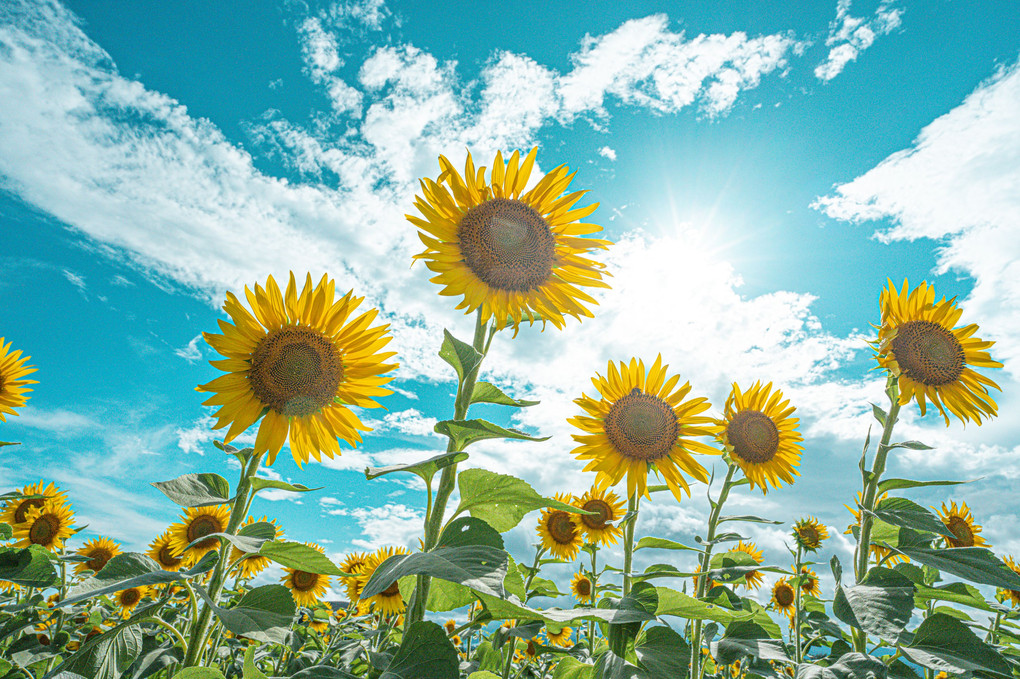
{"left": 0, "top": 338, "right": 37, "bottom": 421}
{"left": 572, "top": 486, "right": 625, "bottom": 546}
{"left": 724, "top": 541, "right": 764, "bottom": 590}
{"left": 168, "top": 504, "right": 231, "bottom": 566}
{"left": 536, "top": 493, "right": 583, "bottom": 560}
{"left": 12, "top": 500, "right": 74, "bottom": 551}
{"left": 1001, "top": 556, "right": 1020, "bottom": 608}
{"left": 692, "top": 564, "right": 718, "bottom": 592}
{"left": 569, "top": 356, "right": 720, "bottom": 502}
{"left": 356, "top": 546, "right": 410, "bottom": 616}
{"left": 1, "top": 481, "right": 68, "bottom": 528}
{"left": 716, "top": 381, "right": 802, "bottom": 494}
{"left": 936, "top": 501, "right": 987, "bottom": 549}
{"left": 74, "top": 537, "right": 121, "bottom": 575}
{"left": 873, "top": 279, "right": 1002, "bottom": 426}
{"left": 198, "top": 273, "right": 397, "bottom": 466}
{"left": 230, "top": 516, "right": 284, "bottom": 579}
{"left": 450, "top": 634, "right": 462, "bottom": 648}
{"left": 545, "top": 625, "right": 573, "bottom": 648}
{"left": 845, "top": 492, "right": 909, "bottom": 565}
{"left": 570, "top": 572, "right": 594, "bottom": 603}
{"left": 339, "top": 551, "right": 370, "bottom": 602}
{"left": 282, "top": 542, "right": 332, "bottom": 608}
{"left": 792, "top": 517, "right": 829, "bottom": 553}
{"left": 771, "top": 578, "right": 796, "bottom": 618}
{"left": 408, "top": 147, "right": 612, "bottom": 334}
{"left": 796, "top": 566, "right": 821, "bottom": 597}
{"left": 115, "top": 586, "right": 149, "bottom": 618}
{"left": 147, "top": 530, "right": 184, "bottom": 572}
{"left": 444, "top": 619, "right": 457, "bottom": 635}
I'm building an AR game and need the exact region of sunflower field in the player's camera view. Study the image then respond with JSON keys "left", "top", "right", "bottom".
{"left": 1, "top": 147, "right": 1018, "bottom": 679}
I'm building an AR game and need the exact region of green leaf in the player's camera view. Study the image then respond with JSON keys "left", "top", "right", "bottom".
{"left": 249, "top": 478, "right": 321, "bottom": 495}
{"left": 455, "top": 469, "right": 588, "bottom": 532}
{"left": 877, "top": 478, "right": 968, "bottom": 494}
{"left": 0, "top": 522, "right": 11, "bottom": 540}
{"left": 467, "top": 673, "right": 502, "bottom": 679}
{"left": 718, "top": 515, "right": 784, "bottom": 525}
{"left": 476, "top": 592, "right": 656, "bottom": 625}
{"left": 0, "top": 441, "right": 20, "bottom": 447}
{"left": 173, "top": 670, "right": 227, "bottom": 679}
{"left": 893, "top": 545, "right": 1020, "bottom": 591}
{"left": 654, "top": 587, "right": 755, "bottom": 624}
{"left": 0, "top": 544, "right": 58, "bottom": 587}
{"left": 886, "top": 441, "right": 933, "bottom": 450}
{"left": 151, "top": 473, "right": 231, "bottom": 507}
{"left": 794, "top": 652, "right": 888, "bottom": 678}
{"left": 869, "top": 497, "right": 954, "bottom": 538}
{"left": 635, "top": 537, "right": 702, "bottom": 552}
{"left": 242, "top": 645, "right": 269, "bottom": 679}
{"left": 914, "top": 581, "right": 993, "bottom": 612}
{"left": 437, "top": 516, "right": 504, "bottom": 550}
{"left": 381, "top": 621, "right": 459, "bottom": 679}
{"left": 434, "top": 419, "right": 550, "bottom": 451}
{"left": 899, "top": 612, "right": 1011, "bottom": 676}
{"left": 65, "top": 623, "right": 144, "bottom": 679}
{"left": 833, "top": 567, "right": 915, "bottom": 642}
{"left": 62, "top": 552, "right": 216, "bottom": 606}
{"left": 606, "top": 581, "right": 659, "bottom": 655}
{"left": 551, "top": 657, "right": 595, "bottom": 679}
{"left": 361, "top": 546, "right": 508, "bottom": 599}
{"left": 439, "top": 329, "right": 482, "bottom": 383}
{"left": 365, "top": 451, "right": 469, "bottom": 485}
{"left": 258, "top": 540, "right": 348, "bottom": 576}
{"left": 470, "top": 381, "right": 539, "bottom": 407}
{"left": 193, "top": 584, "right": 295, "bottom": 645}
{"left": 711, "top": 620, "right": 790, "bottom": 664}
{"left": 635, "top": 625, "right": 690, "bottom": 679}
{"left": 871, "top": 403, "right": 887, "bottom": 426}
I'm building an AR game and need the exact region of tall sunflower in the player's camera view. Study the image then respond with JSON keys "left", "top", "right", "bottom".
{"left": 569, "top": 356, "right": 720, "bottom": 502}
{"left": 572, "top": 486, "right": 625, "bottom": 546}
{"left": 198, "top": 273, "right": 397, "bottom": 466}
{"left": 229, "top": 516, "right": 284, "bottom": 579}
{"left": 771, "top": 578, "right": 796, "bottom": 618}
{"left": 536, "top": 494, "right": 583, "bottom": 560}
{"left": 147, "top": 530, "right": 184, "bottom": 572}
{"left": 356, "top": 545, "right": 410, "bottom": 616}
{"left": 408, "top": 147, "right": 611, "bottom": 333}
{"left": 74, "top": 537, "right": 121, "bottom": 575}
{"left": 12, "top": 500, "right": 74, "bottom": 551}
{"left": 0, "top": 338, "right": 37, "bottom": 421}
{"left": 792, "top": 517, "right": 829, "bottom": 553}
{"left": 570, "top": 572, "right": 594, "bottom": 603}
{"left": 168, "top": 504, "right": 231, "bottom": 566}
{"left": 716, "top": 381, "right": 802, "bottom": 494}
{"left": 282, "top": 543, "right": 332, "bottom": 608}
{"left": 936, "top": 501, "right": 987, "bottom": 549}
{"left": 1, "top": 481, "right": 67, "bottom": 528}
{"left": 873, "top": 279, "right": 1002, "bottom": 425}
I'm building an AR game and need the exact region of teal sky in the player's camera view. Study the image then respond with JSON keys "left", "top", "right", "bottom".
{"left": 1, "top": 0, "right": 1018, "bottom": 609}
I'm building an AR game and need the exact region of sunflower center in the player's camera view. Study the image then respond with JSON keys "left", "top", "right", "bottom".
{"left": 158, "top": 546, "right": 182, "bottom": 568}
{"left": 891, "top": 320, "right": 964, "bottom": 386}
{"left": 604, "top": 389, "right": 678, "bottom": 461}
{"left": 457, "top": 198, "right": 555, "bottom": 292}
{"left": 292, "top": 571, "right": 317, "bottom": 591}
{"left": 186, "top": 516, "right": 223, "bottom": 550}
{"left": 945, "top": 516, "right": 974, "bottom": 547}
{"left": 120, "top": 589, "right": 141, "bottom": 607}
{"left": 726, "top": 410, "right": 779, "bottom": 464}
{"left": 86, "top": 549, "right": 113, "bottom": 573}
{"left": 381, "top": 581, "right": 401, "bottom": 597}
{"left": 250, "top": 326, "right": 344, "bottom": 418}
{"left": 575, "top": 578, "right": 591, "bottom": 596}
{"left": 775, "top": 584, "right": 795, "bottom": 607}
{"left": 14, "top": 499, "right": 44, "bottom": 524}
{"left": 547, "top": 512, "right": 577, "bottom": 545}
{"left": 29, "top": 514, "right": 59, "bottom": 545}
{"left": 580, "top": 499, "right": 612, "bottom": 530}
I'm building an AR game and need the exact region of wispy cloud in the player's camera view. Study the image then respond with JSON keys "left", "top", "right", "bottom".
{"left": 62, "top": 269, "right": 87, "bottom": 299}
{"left": 815, "top": 0, "right": 903, "bottom": 81}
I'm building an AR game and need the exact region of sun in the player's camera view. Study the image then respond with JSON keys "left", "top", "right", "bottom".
{"left": 0, "top": 338, "right": 37, "bottom": 421}
{"left": 535, "top": 494, "right": 583, "bottom": 560}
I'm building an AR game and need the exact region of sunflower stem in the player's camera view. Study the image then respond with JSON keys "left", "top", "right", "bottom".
{"left": 502, "top": 545, "right": 545, "bottom": 679}
{"left": 794, "top": 545, "right": 804, "bottom": 664}
{"left": 622, "top": 493, "right": 639, "bottom": 597}
{"left": 852, "top": 376, "right": 900, "bottom": 653}
{"left": 588, "top": 546, "right": 598, "bottom": 655}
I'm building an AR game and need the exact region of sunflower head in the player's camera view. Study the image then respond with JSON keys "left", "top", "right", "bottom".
{"left": 339, "top": 551, "right": 370, "bottom": 602}
{"left": 282, "top": 542, "right": 332, "bottom": 608}
{"left": 545, "top": 625, "right": 573, "bottom": 648}
{"left": 1, "top": 481, "right": 68, "bottom": 528}
{"left": 74, "top": 537, "right": 121, "bottom": 575}
{"left": 936, "top": 501, "right": 987, "bottom": 549}
{"left": 230, "top": 516, "right": 284, "bottom": 579}
{"left": 571, "top": 486, "right": 625, "bottom": 546}
{"left": 536, "top": 494, "right": 583, "bottom": 561}
{"left": 771, "top": 578, "right": 796, "bottom": 618}
{"left": 795, "top": 566, "right": 821, "bottom": 597}
{"left": 1002, "top": 556, "right": 1020, "bottom": 608}
{"left": 570, "top": 571, "right": 594, "bottom": 603}
{"left": 116, "top": 586, "right": 149, "bottom": 618}
{"left": 147, "top": 529, "right": 184, "bottom": 572}
{"left": 0, "top": 338, "right": 38, "bottom": 422}
{"left": 355, "top": 545, "right": 410, "bottom": 616}
{"left": 198, "top": 273, "right": 397, "bottom": 466}
{"left": 874, "top": 279, "right": 1002, "bottom": 426}
{"left": 792, "top": 517, "right": 829, "bottom": 553}
{"left": 168, "top": 504, "right": 231, "bottom": 566}
{"left": 444, "top": 619, "right": 457, "bottom": 635}
{"left": 408, "top": 148, "right": 612, "bottom": 334}
{"left": 12, "top": 500, "right": 74, "bottom": 551}
{"left": 724, "top": 541, "right": 764, "bottom": 590}
{"left": 569, "top": 356, "right": 720, "bottom": 503}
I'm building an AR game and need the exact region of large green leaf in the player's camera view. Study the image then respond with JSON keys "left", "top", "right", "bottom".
{"left": 0, "top": 522, "right": 11, "bottom": 540}
{"left": 654, "top": 587, "right": 754, "bottom": 624}
{"left": 718, "top": 515, "right": 783, "bottom": 525}
{"left": 65, "top": 622, "right": 144, "bottom": 679}
{"left": 437, "top": 516, "right": 504, "bottom": 550}
{"left": 439, "top": 329, "right": 482, "bottom": 383}
{"left": 380, "top": 621, "right": 458, "bottom": 679}
{"left": 249, "top": 478, "right": 321, "bottom": 495}
{"left": 605, "top": 581, "right": 658, "bottom": 655}
{"left": 360, "top": 546, "right": 507, "bottom": 599}
{"left": 193, "top": 584, "right": 295, "bottom": 645}
{"left": 470, "top": 381, "right": 539, "bottom": 407}
{"left": 62, "top": 552, "right": 216, "bottom": 606}
{"left": 794, "top": 653, "right": 888, "bottom": 678}
{"left": 434, "top": 419, "right": 550, "bottom": 451}
{"left": 876, "top": 478, "right": 967, "bottom": 494}
{"left": 172, "top": 670, "right": 227, "bottom": 679}
{"left": 833, "top": 567, "right": 914, "bottom": 642}
{"left": 455, "top": 469, "right": 588, "bottom": 532}
{"left": 711, "top": 620, "right": 790, "bottom": 664}
{"left": 242, "top": 645, "right": 270, "bottom": 679}
{"left": 635, "top": 625, "right": 690, "bottom": 679}
{"left": 869, "top": 497, "right": 954, "bottom": 538}
{"left": 258, "top": 540, "right": 348, "bottom": 576}
{"left": 551, "top": 657, "right": 595, "bottom": 679}
{"left": 0, "top": 544, "right": 58, "bottom": 587}
{"left": 476, "top": 592, "right": 656, "bottom": 625}
{"left": 899, "top": 612, "right": 1011, "bottom": 677}
{"left": 635, "top": 537, "right": 702, "bottom": 553}
{"left": 914, "top": 581, "right": 993, "bottom": 612}
{"left": 894, "top": 545, "right": 1020, "bottom": 590}
{"left": 151, "top": 473, "right": 231, "bottom": 507}
{"left": 365, "top": 451, "right": 468, "bottom": 485}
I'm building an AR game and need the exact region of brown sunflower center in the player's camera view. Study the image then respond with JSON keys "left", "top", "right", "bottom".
{"left": 575, "top": 578, "right": 591, "bottom": 596}
{"left": 250, "top": 326, "right": 344, "bottom": 418}
{"left": 797, "top": 524, "right": 820, "bottom": 548}
{"left": 546, "top": 512, "right": 577, "bottom": 545}
{"left": 580, "top": 499, "right": 613, "bottom": 530}
{"left": 29, "top": 514, "right": 59, "bottom": 546}
{"left": 945, "top": 516, "right": 974, "bottom": 547}
{"left": 381, "top": 581, "right": 401, "bottom": 597}
{"left": 604, "top": 389, "right": 678, "bottom": 461}
{"left": 457, "top": 197, "right": 555, "bottom": 292}
{"left": 120, "top": 589, "right": 141, "bottom": 607}
{"left": 291, "top": 571, "right": 317, "bottom": 591}
{"left": 726, "top": 410, "right": 779, "bottom": 464}
{"left": 186, "top": 516, "right": 223, "bottom": 550}
{"left": 86, "top": 549, "right": 113, "bottom": 573}
{"left": 158, "top": 546, "right": 182, "bottom": 568}
{"left": 775, "top": 583, "right": 795, "bottom": 607}
{"left": 891, "top": 320, "right": 964, "bottom": 386}
{"left": 14, "top": 499, "right": 44, "bottom": 524}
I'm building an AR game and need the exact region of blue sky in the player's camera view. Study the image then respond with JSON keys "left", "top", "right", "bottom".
{"left": 1, "top": 0, "right": 1019, "bottom": 607}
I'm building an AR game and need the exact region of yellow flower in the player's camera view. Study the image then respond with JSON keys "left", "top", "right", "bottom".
{"left": 796, "top": 566, "right": 821, "bottom": 597}
{"left": 115, "top": 586, "right": 149, "bottom": 618}
{"left": 792, "top": 517, "right": 829, "bottom": 553}
{"left": 845, "top": 493, "right": 908, "bottom": 565}
{"left": 0, "top": 338, "right": 37, "bottom": 421}
{"left": 168, "top": 504, "right": 231, "bottom": 566}
{"left": 1000, "top": 556, "right": 1020, "bottom": 608}
{"left": 450, "top": 634, "right": 462, "bottom": 648}
{"left": 230, "top": 516, "right": 284, "bottom": 579}
{"left": 571, "top": 486, "right": 625, "bottom": 547}
{"left": 536, "top": 494, "right": 583, "bottom": 560}
{"left": 355, "top": 546, "right": 410, "bottom": 616}
{"left": 282, "top": 543, "right": 332, "bottom": 608}
{"left": 725, "top": 541, "right": 764, "bottom": 590}
{"left": 570, "top": 572, "right": 594, "bottom": 603}
{"left": 771, "top": 578, "right": 796, "bottom": 618}
{"left": 444, "top": 619, "right": 457, "bottom": 635}
{"left": 74, "top": 537, "right": 121, "bottom": 575}
{"left": 545, "top": 625, "right": 573, "bottom": 648}
{"left": 692, "top": 564, "right": 718, "bottom": 592}
{"left": 198, "top": 273, "right": 397, "bottom": 466}
{"left": 12, "top": 500, "right": 74, "bottom": 551}
{"left": 408, "top": 147, "right": 611, "bottom": 334}
{"left": 147, "top": 529, "right": 184, "bottom": 572}
{"left": 717, "top": 381, "right": 802, "bottom": 494}
{"left": 874, "top": 279, "right": 1002, "bottom": 425}
{"left": 936, "top": 501, "right": 987, "bottom": 549}
{"left": 569, "top": 356, "right": 720, "bottom": 502}
{"left": 339, "top": 551, "right": 370, "bottom": 602}
{"left": 1, "top": 481, "right": 67, "bottom": 528}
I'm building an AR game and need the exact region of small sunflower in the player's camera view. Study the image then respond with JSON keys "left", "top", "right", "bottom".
{"left": 795, "top": 566, "right": 821, "bottom": 597}
{"left": 1001, "top": 556, "right": 1020, "bottom": 608}
{"left": 536, "top": 493, "right": 583, "bottom": 560}
{"left": 282, "top": 542, "right": 332, "bottom": 608}
{"left": 12, "top": 500, "right": 74, "bottom": 550}
{"left": 724, "top": 541, "right": 764, "bottom": 590}
{"left": 771, "top": 578, "right": 796, "bottom": 618}
{"left": 450, "top": 634, "right": 463, "bottom": 648}
{"left": 692, "top": 564, "right": 718, "bottom": 592}
{"left": 572, "top": 486, "right": 625, "bottom": 546}
{"left": 845, "top": 493, "right": 909, "bottom": 565}
{"left": 115, "top": 586, "right": 149, "bottom": 618}
{"left": 230, "top": 516, "right": 284, "bottom": 579}
{"left": 570, "top": 572, "right": 594, "bottom": 603}
{"left": 873, "top": 279, "right": 1002, "bottom": 426}
{"left": 935, "top": 501, "right": 987, "bottom": 549}
{"left": 444, "top": 619, "right": 457, "bottom": 635}
{"left": 339, "top": 551, "right": 370, "bottom": 602}
{"left": 147, "top": 529, "right": 184, "bottom": 572}
{"left": 168, "top": 504, "right": 231, "bottom": 566}
{"left": 545, "top": 625, "right": 573, "bottom": 648}
{"left": 716, "top": 381, "right": 802, "bottom": 494}
{"left": 356, "top": 546, "right": 410, "bottom": 616}
{"left": 569, "top": 356, "right": 720, "bottom": 502}
{"left": 408, "top": 147, "right": 612, "bottom": 334}
{"left": 0, "top": 338, "right": 37, "bottom": 421}
{"left": 792, "top": 517, "right": 829, "bottom": 553}
{"left": 74, "top": 537, "right": 121, "bottom": 575}
{"left": 198, "top": 273, "right": 397, "bottom": 466}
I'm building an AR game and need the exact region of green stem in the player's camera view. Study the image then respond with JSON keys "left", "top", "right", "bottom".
{"left": 502, "top": 546, "right": 545, "bottom": 679}
{"left": 143, "top": 615, "right": 188, "bottom": 654}
{"left": 794, "top": 546, "right": 803, "bottom": 664}
{"left": 588, "top": 546, "right": 598, "bottom": 655}
{"left": 622, "top": 493, "right": 639, "bottom": 597}
{"left": 985, "top": 610, "right": 1003, "bottom": 644}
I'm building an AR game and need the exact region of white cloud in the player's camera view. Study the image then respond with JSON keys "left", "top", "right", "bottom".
{"left": 173, "top": 334, "right": 203, "bottom": 363}
{"left": 323, "top": 502, "right": 423, "bottom": 549}
{"left": 62, "top": 269, "right": 87, "bottom": 298}
{"left": 598, "top": 146, "right": 617, "bottom": 161}
{"left": 815, "top": 0, "right": 903, "bottom": 81}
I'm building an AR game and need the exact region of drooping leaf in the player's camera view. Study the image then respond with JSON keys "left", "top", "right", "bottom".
{"left": 0, "top": 544, "right": 58, "bottom": 587}
{"left": 899, "top": 612, "right": 1011, "bottom": 677}
{"left": 718, "top": 515, "right": 784, "bottom": 525}
{"left": 436, "top": 516, "right": 504, "bottom": 550}
{"left": 654, "top": 587, "right": 755, "bottom": 624}
{"left": 455, "top": 469, "right": 589, "bottom": 532}
{"left": 65, "top": 622, "right": 144, "bottom": 679}
{"left": 365, "top": 451, "right": 469, "bottom": 485}
{"left": 242, "top": 645, "right": 270, "bottom": 679}
{"left": 605, "top": 581, "right": 658, "bottom": 655}
{"left": 893, "top": 545, "right": 1020, "bottom": 591}
{"left": 833, "top": 567, "right": 914, "bottom": 642}
{"left": 876, "top": 478, "right": 968, "bottom": 494}
{"left": 635, "top": 625, "right": 690, "bottom": 679}
{"left": 913, "top": 581, "right": 993, "bottom": 612}
{"left": 869, "top": 497, "right": 955, "bottom": 538}
{"left": 711, "top": 620, "right": 790, "bottom": 664}
{"left": 886, "top": 441, "right": 933, "bottom": 451}
{"left": 380, "top": 621, "right": 459, "bottom": 679}
{"left": 258, "top": 540, "right": 348, "bottom": 576}
{"left": 470, "top": 381, "right": 539, "bottom": 407}
{"left": 62, "top": 552, "right": 217, "bottom": 606}
{"left": 361, "top": 546, "right": 508, "bottom": 599}
{"left": 476, "top": 592, "right": 656, "bottom": 626}
{"left": 249, "top": 478, "right": 322, "bottom": 495}
{"left": 551, "top": 657, "right": 595, "bottom": 679}
{"left": 794, "top": 652, "right": 888, "bottom": 678}
{"left": 151, "top": 473, "right": 231, "bottom": 507}
{"left": 635, "top": 537, "right": 702, "bottom": 552}
{"left": 172, "top": 669, "right": 227, "bottom": 679}
{"left": 434, "top": 419, "right": 550, "bottom": 451}
{"left": 193, "top": 584, "right": 295, "bottom": 645}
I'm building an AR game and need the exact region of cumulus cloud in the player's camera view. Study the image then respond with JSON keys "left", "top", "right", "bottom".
{"left": 815, "top": 0, "right": 903, "bottom": 81}
{"left": 321, "top": 501, "right": 423, "bottom": 549}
